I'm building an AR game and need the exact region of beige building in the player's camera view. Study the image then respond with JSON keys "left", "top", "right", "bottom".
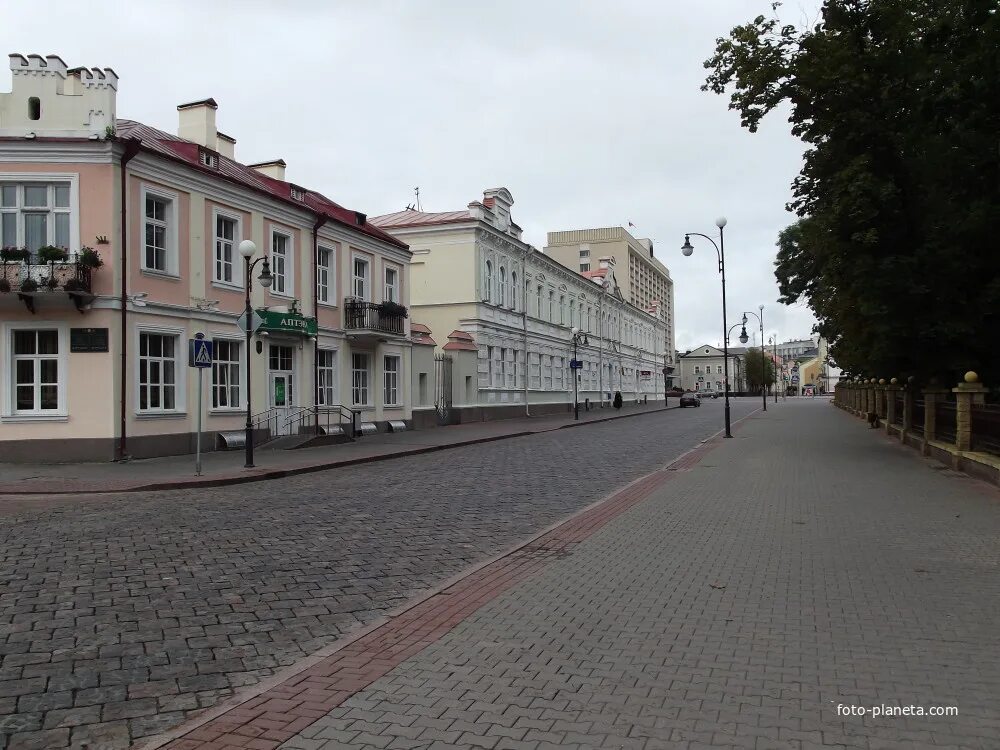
{"left": 0, "top": 53, "right": 413, "bottom": 460}
{"left": 544, "top": 227, "right": 675, "bottom": 379}
{"left": 372, "top": 188, "right": 668, "bottom": 420}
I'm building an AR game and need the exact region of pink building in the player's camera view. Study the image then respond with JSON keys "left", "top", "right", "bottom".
{"left": 0, "top": 53, "right": 413, "bottom": 460}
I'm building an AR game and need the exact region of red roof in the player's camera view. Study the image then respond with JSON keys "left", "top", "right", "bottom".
{"left": 447, "top": 330, "right": 474, "bottom": 341}
{"left": 443, "top": 341, "right": 477, "bottom": 351}
{"left": 115, "top": 120, "right": 407, "bottom": 250}
{"left": 371, "top": 208, "right": 474, "bottom": 229}
{"left": 410, "top": 323, "right": 432, "bottom": 334}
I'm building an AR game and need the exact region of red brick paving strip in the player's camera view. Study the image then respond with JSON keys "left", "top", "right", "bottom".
{"left": 151, "top": 435, "right": 726, "bottom": 750}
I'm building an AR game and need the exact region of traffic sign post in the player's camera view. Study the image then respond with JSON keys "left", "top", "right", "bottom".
{"left": 189, "top": 334, "right": 213, "bottom": 475}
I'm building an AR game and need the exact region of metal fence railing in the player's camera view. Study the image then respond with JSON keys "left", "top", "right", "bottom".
{"left": 910, "top": 399, "right": 925, "bottom": 435}
{"left": 971, "top": 404, "right": 1000, "bottom": 457}
{"left": 935, "top": 399, "right": 957, "bottom": 444}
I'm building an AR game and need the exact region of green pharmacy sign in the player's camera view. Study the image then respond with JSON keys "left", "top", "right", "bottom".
{"left": 256, "top": 308, "right": 318, "bottom": 337}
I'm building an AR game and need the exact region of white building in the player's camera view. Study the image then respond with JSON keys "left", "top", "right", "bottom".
{"left": 677, "top": 344, "right": 749, "bottom": 394}
{"left": 373, "top": 188, "right": 668, "bottom": 420}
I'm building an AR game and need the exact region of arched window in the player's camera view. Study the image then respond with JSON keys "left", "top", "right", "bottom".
{"left": 548, "top": 290, "right": 555, "bottom": 321}
{"left": 569, "top": 300, "right": 575, "bottom": 327}
{"left": 511, "top": 271, "right": 517, "bottom": 310}
{"left": 484, "top": 260, "right": 493, "bottom": 302}
{"left": 498, "top": 266, "right": 506, "bottom": 306}
{"left": 559, "top": 295, "right": 566, "bottom": 324}
{"left": 536, "top": 284, "right": 543, "bottom": 316}
{"left": 28, "top": 97, "right": 41, "bottom": 121}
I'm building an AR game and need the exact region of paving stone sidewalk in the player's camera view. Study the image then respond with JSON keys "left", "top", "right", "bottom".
{"left": 265, "top": 399, "right": 1000, "bottom": 750}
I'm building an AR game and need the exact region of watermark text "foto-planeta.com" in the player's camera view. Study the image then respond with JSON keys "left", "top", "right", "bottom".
{"left": 836, "top": 704, "right": 958, "bottom": 717}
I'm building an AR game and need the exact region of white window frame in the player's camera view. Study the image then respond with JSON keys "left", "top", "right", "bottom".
{"left": 511, "top": 271, "right": 518, "bottom": 311}
{"left": 351, "top": 254, "right": 371, "bottom": 301}
{"left": 384, "top": 265, "right": 400, "bottom": 303}
{"left": 484, "top": 260, "right": 493, "bottom": 303}
{"left": 211, "top": 209, "right": 242, "bottom": 288}
{"left": 317, "top": 348, "right": 338, "bottom": 406}
{"left": 498, "top": 266, "right": 506, "bottom": 307}
{"left": 270, "top": 228, "right": 294, "bottom": 297}
{"left": 317, "top": 245, "right": 336, "bottom": 306}
{"left": 135, "top": 326, "right": 185, "bottom": 416}
{"left": 140, "top": 184, "right": 179, "bottom": 276}
{"left": 0, "top": 173, "right": 80, "bottom": 253}
{"left": 2, "top": 322, "right": 68, "bottom": 420}
{"left": 210, "top": 337, "right": 243, "bottom": 411}
{"left": 383, "top": 354, "right": 401, "bottom": 407}
{"left": 351, "top": 351, "right": 371, "bottom": 406}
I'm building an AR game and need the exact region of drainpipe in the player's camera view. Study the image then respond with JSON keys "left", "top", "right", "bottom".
{"left": 117, "top": 138, "right": 141, "bottom": 462}
{"left": 312, "top": 213, "right": 329, "bottom": 435}
{"left": 522, "top": 246, "right": 530, "bottom": 417}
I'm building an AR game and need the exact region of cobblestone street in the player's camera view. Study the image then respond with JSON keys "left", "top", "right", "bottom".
{"left": 159, "top": 399, "right": 1000, "bottom": 750}
{"left": 0, "top": 402, "right": 752, "bottom": 749}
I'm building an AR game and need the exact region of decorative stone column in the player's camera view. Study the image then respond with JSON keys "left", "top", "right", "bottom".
{"left": 922, "top": 381, "right": 949, "bottom": 455}
{"left": 885, "top": 379, "right": 900, "bottom": 434}
{"left": 901, "top": 378, "right": 915, "bottom": 442}
{"left": 876, "top": 379, "right": 887, "bottom": 419}
{"left": 868, "top": 378, "right": 878, "bottom": 416}
{"left": 953, "top": 372, "right": 989, "bottom": 453}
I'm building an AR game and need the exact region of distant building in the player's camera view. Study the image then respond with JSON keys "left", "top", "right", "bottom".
{"left": 775, "top": 337, "right": 817, "bottom": 361}
{"left": 678, "top": 345, "right": 748, "bottom": 394}
{"left": 544, "top": 227, "right": 675, "bottom": 382}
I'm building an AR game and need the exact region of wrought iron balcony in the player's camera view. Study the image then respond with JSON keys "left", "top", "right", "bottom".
{"left": 0, "top": 250, "right": 97, "bottom": 313}
{"left": 344, "top": 298, "right": 407, "bottom": 337}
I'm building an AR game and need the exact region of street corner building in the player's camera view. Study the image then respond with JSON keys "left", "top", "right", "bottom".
{"left": 0, "top": 53, "right": 413, "bottom": 461}
{"left": 372, "top": 189, "right": 673, "bottom": 422}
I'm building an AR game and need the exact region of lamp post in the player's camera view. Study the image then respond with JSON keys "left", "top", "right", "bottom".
{"left": 238, "top": 240, "right": 274, "bottom": 469}
{"left": 769, "top": 335, "right": 778, "bottom": 403}
{"left": 570, "top": 326, "right": 588, "bottom": 420}
{"left": 682, "top": 218, "right": 732, "bottom": 437}
{"left": 740, "top": 308, "right": 767, "bottom": 412}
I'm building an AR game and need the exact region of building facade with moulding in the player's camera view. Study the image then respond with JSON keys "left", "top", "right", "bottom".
{"left": 372, "top": 188, "right": 668, "bottom": 420}
{"left": 0, "top": 53, "right": 412, "bottom": 461}
{"left": 677, "top": 344, "right": 749, "bottom": 394}
{"left": 544, "top": 226, "right": 676, "bottom": 384}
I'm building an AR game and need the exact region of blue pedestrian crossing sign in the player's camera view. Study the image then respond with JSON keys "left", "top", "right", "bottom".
{"left": 189, "top": 337, "right": 214, "bottom": 368}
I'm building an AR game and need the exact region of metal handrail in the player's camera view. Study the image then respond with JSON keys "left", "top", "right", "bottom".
{"left": 282, "top": 404, "right": 360, "bottom": 437}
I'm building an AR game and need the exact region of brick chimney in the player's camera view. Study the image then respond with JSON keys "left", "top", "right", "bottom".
{"left": 177, "top": 98, "right": 218, "bottom": 149}
{"left": 248, "top": 159, "right": 286, "bottom": 181}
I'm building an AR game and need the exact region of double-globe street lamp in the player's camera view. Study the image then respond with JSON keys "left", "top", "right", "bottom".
{"left": 681, "top": 218, "right": 733, "bottom": 438}
{"left": 740, "top": 307, "right": 767, "bottom": 412}
{"left": 238, "top": 240, "right": 274, "bottom": 469}
{"left": 570, "top": 326, "right": 589, "bottom": 420}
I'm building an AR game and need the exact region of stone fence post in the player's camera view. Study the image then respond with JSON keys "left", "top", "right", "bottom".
{"left": 922, "top": 384, "right": 949, "bottom": 455}
{"left": 885, "top": 380, "right": 900, "bottom": 434}
{"left": 953, "top": 372, "right": 989, "bottom": 452}
{"left": 901, "top": 381, "right": 914, "bottom": 442}
{"left": 876, "top": 379, "right": 887, "bottom": 420}
{"left": 868, "top": 379, "right": 877, "bottom": 415}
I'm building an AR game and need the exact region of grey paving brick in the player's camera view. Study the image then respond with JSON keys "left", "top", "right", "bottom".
{"left": 275, "top": 401, "right": 1000, "bottom": 749}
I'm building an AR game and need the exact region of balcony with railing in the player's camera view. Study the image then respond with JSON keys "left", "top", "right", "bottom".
{"left": 0, "top": 247, "right": 100, "bottom": 313}
{"left": 344, "top": 298, "right": 408, "bottom": 337}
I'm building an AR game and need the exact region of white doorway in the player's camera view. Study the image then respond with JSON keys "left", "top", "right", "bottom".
{"left": 268, "top": 344, "right": 295, "bottom": 435}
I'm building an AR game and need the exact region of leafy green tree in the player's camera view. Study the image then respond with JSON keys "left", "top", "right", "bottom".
{"left": 743, "top": 347, "right": 776, "bottom": 393}
{"left": 704, "top": 1, "right": 1000, "bottom": 383}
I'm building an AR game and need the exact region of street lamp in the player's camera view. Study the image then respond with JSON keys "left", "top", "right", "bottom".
{"left": 740, "top": 308, "right": 767, "bottom": 412}
{"left": 570, "top": 326, "right": 589, "bottom": 420}
{"left": 239, "top": 239, "right": 274, "bottom": 469}
{"left": 769, "top": 335, "right": 779, "bottom": 403}
{"left": 681, "top": 217, "right": 733, "bottom": 437}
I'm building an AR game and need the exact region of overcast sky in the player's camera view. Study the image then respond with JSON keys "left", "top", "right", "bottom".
{"left": 4, "top": 0, "right": 822, "bottom": 351}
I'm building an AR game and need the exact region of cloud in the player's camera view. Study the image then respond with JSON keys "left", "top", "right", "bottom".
{"left": 1, "top": 0, "right": 821, "bottom": 349}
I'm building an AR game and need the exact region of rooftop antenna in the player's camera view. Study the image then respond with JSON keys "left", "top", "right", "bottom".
{"left": 414, "top": 186, "right": 422, "bottom": 212}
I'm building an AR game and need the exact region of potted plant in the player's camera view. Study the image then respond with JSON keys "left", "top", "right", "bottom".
{"left": 38, "top": 246, "right": 69, "bottom": 263}
{"left": 20, "top": 278, "right": 38, "bottom": 294}
{"left": 63, "top": 278, "right": 86, "bottom": 293}
{"left": 78, "top": 247, "right": 103, "bottom": 269}
{"left": 0, "top": 246, "right": 29, "bottom": 262}
{"left": 0, "top": 278, "right": 10, "bottom": 293}
{"left": 377, "top": 300, "right": 409, "bottom": 319}
{"left": 44, "top": 276, "right": 59, "bottom": 290}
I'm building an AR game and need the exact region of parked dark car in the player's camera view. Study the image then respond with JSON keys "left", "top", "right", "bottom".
{"left": 679, "top": 392, "right": 700, "bottom": 407}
